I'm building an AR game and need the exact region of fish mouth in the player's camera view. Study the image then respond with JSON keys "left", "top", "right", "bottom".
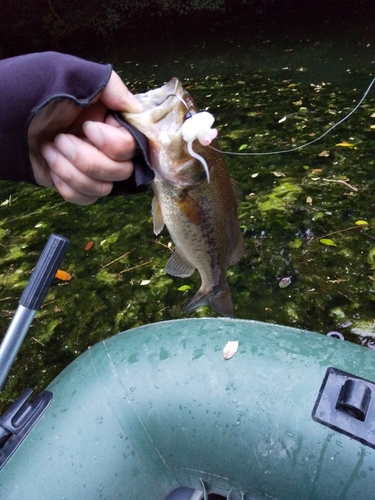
{"left": 135, "top": 77, "right": 182, "bottom": 112}
{"left": 123, "top": 77, "right": 199, "bottom": 142}
{"left": 132, "top": 77, "right": 197, "bottom": 134}
{"left": 123, "top": 78, "right": 201, "bottom": 187}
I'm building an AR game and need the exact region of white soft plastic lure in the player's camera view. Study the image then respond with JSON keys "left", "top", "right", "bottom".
{"left": 180, "top": 111, "right": 218, "bottom": 183}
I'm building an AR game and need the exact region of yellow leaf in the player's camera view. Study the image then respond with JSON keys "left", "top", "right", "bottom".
{"left": 355, "top": 220, "right": 369, "bottom": 226}
{"left": 335, "top": 141, "right": 356, "bottom": 147}
{"left": 319, "top": 238, "right": 337, "bottom": 247}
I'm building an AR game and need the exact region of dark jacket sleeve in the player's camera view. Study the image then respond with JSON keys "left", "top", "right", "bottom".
{"left": 0, "top": 51, "right": 154, "bottom": 194}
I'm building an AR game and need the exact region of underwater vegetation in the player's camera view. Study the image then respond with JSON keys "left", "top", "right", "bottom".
{"left": 1, "top": 69, "right": 375, "bottom": 409}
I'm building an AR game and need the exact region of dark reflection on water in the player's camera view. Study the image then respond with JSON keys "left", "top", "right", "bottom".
{"left": 1, "top": 5, "right": 375, "bottom": 406}
{"left": 96, "top": 5, "right": 375, "bottom": 87}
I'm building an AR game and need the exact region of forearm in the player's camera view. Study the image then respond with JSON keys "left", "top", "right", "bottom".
{"left": 0, "top": 52, "right": 111, "bottom": 183}
{"left": 0, "top": 51, "right": 154, "bottom": 195}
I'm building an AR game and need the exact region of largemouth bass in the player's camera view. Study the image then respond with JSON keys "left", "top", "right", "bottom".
{"left": 123, "top": 78, "right": 245, "bottom": 317}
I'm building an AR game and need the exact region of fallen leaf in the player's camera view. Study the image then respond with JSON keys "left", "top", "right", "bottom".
{"left": 327, "top": 278, "right": 348, "bottom": 283}
{"left": 140, "top": 279, "right": 151, "bottom": 286}
{"left": 1, "top": 195, "right": 11, "bottom": 207}
{"left": 55, "top": 269, "right": 72, "bottom": 281}
{"left": 178, "top": 285, "right": 191, "bottom": 291}
{"left": 251, "top": 172, "right": 259, "bottom": 178}
{"left": 278, "top": 116, "right": 287, "bottom": 123}
{"left": 279, "top": 276, "right": 292, "bottom": 288}
{"left": 223, "top": 340, "right": 239, "bottom": 360}
{"left": 273, "top": 171, "right": 285, "bottom": 177}
{"left": 355, "top": 220, "right": 369, "bottom": 226}
{"left": 292, "top": 100, "right": 302, "bottom": 105}
{"left": 318, "top": 150, "right": 330, "bottom": 157}
{"left": 239, "top": 144, "right": 248, "bottom": 151}
{"left": 319, "top": 238, "right": 337, "bottom": 247}
{"left": 335, "top": 141, "right": 356, "bottom": 147}
{"left": 85, "top": 241, "right": 94, "bottom": 251}
{"left": 306, "top": 196, "right": 313, "bottom": 205}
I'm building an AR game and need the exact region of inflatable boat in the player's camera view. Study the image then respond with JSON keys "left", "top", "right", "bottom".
{"left": 1, "top": 317, "right": 375, "bottom": 499}
{"left": 0, "top": 236, "right": 374, "bottom": 499}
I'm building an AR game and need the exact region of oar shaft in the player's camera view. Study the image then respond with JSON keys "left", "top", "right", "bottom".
{"left": 0, "top": 306, "right": 36, "bottom": 390}
{"left": 0, "top": 234, "right": 70, "bottom": 391}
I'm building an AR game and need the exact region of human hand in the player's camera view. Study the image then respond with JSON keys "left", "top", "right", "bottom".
{"left": 28, "top": 71, "right": 143, "bottom": 205}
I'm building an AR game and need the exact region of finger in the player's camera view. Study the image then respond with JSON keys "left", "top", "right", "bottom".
{"left": 53, "top": 133, "right": 134, "bottom": 182}
{"left": 83, "top": 121, "right": 137, "bottom": 161}
{"left": 50, "top": 170, "right": 101, "bottom": 205}
{"left": 99, "top": 71, "right": 143, "bottom": 113}
{"left": 41, "top": 142, "right": 114, "bottom": 198}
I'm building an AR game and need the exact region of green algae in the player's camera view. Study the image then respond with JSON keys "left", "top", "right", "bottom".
{"left": 1, "top": 69, "right": 375, "bottom": 410}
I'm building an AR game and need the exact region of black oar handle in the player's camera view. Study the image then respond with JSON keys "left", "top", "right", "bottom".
{"left": 19, "top": 234, "right": 70, "bottom": 310}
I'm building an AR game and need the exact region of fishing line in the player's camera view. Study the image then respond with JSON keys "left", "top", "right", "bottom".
{"left": 209, "top": 75, "right": 375, "bottom": 156}
{"left": 164, "top": 93, "right": 194, "bottom": 117}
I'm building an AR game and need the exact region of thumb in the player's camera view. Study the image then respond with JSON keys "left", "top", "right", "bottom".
{"left": 99, "top": 71, "right": 142, "bottom": 113}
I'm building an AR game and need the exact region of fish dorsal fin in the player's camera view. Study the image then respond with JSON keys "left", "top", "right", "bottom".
{"left": 152, "top": 196, "right": 165, "bottom": 235}
{"left": 166, "top": 248, "right": 195, "bottom": 278}
{"left": 230, "top": 231, "right": 245, "bottom": 266}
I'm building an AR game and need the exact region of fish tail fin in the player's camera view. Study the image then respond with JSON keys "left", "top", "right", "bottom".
{"left": 182, "top": 284, "right": 235, "bottom": 317}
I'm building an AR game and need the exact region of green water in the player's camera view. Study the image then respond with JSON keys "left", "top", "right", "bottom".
{"left": 1, "top": 9, "right": 375, "bottom": 408}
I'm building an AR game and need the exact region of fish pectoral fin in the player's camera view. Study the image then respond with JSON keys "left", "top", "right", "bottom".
{"left": 182, "top": 284, "right": 235, "bottom": 317}
{"left": 230, "top": 231, "right": 246, "bottom": 265}
{"left": 152, "top": 196, "right": 165, "bottom": 235}
{"left": 174, "top": 193, "right": 204, "bottom": 225}
{"left": 166, "top": 248, "right": 195, "bottom": 277}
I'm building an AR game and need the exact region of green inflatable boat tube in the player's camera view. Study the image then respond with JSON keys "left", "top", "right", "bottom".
{"left": 1, "top": 318, "right": 375, "bottom": 499}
